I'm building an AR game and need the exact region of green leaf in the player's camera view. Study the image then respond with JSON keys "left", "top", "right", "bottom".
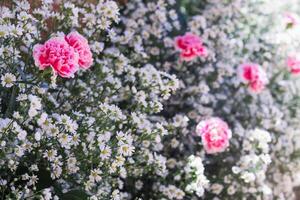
{"left": 61, "top": 190, "right": 89, "bottom": 200}
{"left": 36, "top": 168, "right": 54, "bottom": 191}
{"left": 286, "top": 23, "right": 294, "bottom": 29}
{"left": 244, "top": 95, "right": 253, "bottom": 104}
{"left": 42, "top": 67, "right": 54, "bottom": 80}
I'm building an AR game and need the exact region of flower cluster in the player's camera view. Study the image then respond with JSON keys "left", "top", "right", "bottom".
{"left": 0, "top": 0, "right": 178, "bottom": 199}
{"left": 1, "top": 0, "right": 300, "bottom": 199}
{"left": 185, "top": 155, "right": 209, "bottom": 197}
{"left": 119, "top": 0, "right": 300, "bottom": 199}
{"left": 230, "top": 129, "right": 272, "bottom": 197}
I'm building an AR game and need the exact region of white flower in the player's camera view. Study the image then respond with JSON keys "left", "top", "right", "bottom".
{"left": 114, "top": 155, "right": 125, "bottom": 167}
{"left": 0, "top": 118, "right": 11, "bottom": 131}
{"left": 170, "top": 138, "right": 179, "bottom": 148}
{"left": 17, "top": 94, "right": 27, "bottom": 101}
{"left": 37, "top": 113, "right": 48, "bottom": 127}
{"left": 241, "top": 171, "right": 256, "bottom": 183}
{"left": 51, "top": 166, "right": 62, "bottom": 179}
{"left": 210, "top": 183, "right": 224, "bottom": 195}
{"left": 42, "top": 188, "right": 52, "bottom": 200}
{"left": 135, "top": 180, "right": 143, "bottom": 190}
{"left": 232, "top": 166, "right": 241, "bottom": 174}
{"left": 91, "top": 41, "right": 104, "bottom": 53}
{"left": 35, "top": 131, "right": 41, "bottom": 141}
{"left": 43, "top": 150, "right": 57, "bottom": 162}
{"left": 15, "top": 145, "right": 25, "bottom": 157}
{"left": 1, "top": 73, "right": 16, "bottom": 88}
{"left": 89, "top": 169, "right": 102, "bottom": 183}
{"left": 111, "top": 189, "right": 121, "bottom": 200}
{"left": 58, "top": 133, "right": 72, "bottom": 149}
{"left": 0, "top": 179, "right": 7, "bottom": 186}
{"left": 17, "top": 130, "right": 27, "bottom": 141}
{"left": 28, "top": 95, "right": 42, "bottom": 118}
{"left": 154, "top": 154, "right": 168, "bottom": 177}
{"left": 173, "top": 114, "right": 189, "bottom": 128}
{"left": 249, "top": 129, "right": 272, "bottom": 152}
{"left": 261, "top": 184, "right": 272, "bottom": 195}
{"left": 227, "top": 185, "right": 236, "bottom": 195}
{"left": 249, "top": 129, "right": 271, "bottom": 143}
{"left": 98, "top": 131, "right": 111, "bottom": 143}
{"left": 99, "top": 145, "right": 112, "bottom": 160}
{"left": 185, "top": 155, "right": 209, "bottom": 197}
{"left": 118, "top": 144, "right": 135, "bottom": 157}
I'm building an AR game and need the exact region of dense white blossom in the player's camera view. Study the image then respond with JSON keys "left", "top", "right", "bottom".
{"left": 1, "top": 0, "right": 300, "bottom": 199}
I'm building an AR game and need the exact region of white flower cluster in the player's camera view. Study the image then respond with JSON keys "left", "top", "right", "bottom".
{"left": 231, "top": 129, "right": 272, "bottom": 197}
{"left": 1, "top": 0, "right": 300, "bottom": 199}
{"left": 185, "top": 155, "right": 209, "bottom": 197}
{"left": 160, "top": 185, "right": 185, "bottom": 200}
{"left": 118, "top": 0, "right": 300, "bottom": 199}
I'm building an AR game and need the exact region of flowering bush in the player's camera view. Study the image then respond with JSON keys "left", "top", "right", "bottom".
{"left": 118, "top": 0, "right": 300, "bottom": 199}
{"left": 0, "top": 1, "right": 178, "bottom": 199}
{"left": 1, "top": 0, "right": 300, "bottom": 200}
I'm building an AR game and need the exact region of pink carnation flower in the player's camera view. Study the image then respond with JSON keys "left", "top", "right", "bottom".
{"left": 196, "top": 117, "right": 232, "bottom": 154}
{"left": 284, "top": 12, "right": 299, "bottom": 28}
{"left": 287, "top": 55, "right": 300, "bottom": 75}
{"left": 175, "top": 33, "right": 207, "bottom": 61}
{"left": 238, "top": 63, "right": 268, "bottom": 93}
{"left": 65, "top": 31, "right": 93, "bottom": 69}
{"left": 33, "top": 37, "right": 79, "bottom": 78}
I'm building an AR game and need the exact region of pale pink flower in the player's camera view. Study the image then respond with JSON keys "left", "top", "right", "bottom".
{"left": 175, "top": 33, "right": 207, "bottom": 61}
{"left": 238, "top": 63, "right": 268, "bottom": 93}
{"left": 33, "top": 37, "right": 79, "bottom": 78}
{"left": 284, "top": 12, "right": 299, "bottom": 28}
{"left": 287, "top": 55, "right": 300, "bottom": 75}
{"left": 65, "top": 31, "right": 93, "bottom": 69}
{"left": 196, "top": 117, "right": 232, "bottom": 154}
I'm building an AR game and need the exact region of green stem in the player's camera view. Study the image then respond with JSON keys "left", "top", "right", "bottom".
{"left": 5, "top": 86, "right": 17, "bottom": 117}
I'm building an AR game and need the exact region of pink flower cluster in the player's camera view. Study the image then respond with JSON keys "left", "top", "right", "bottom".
{"left": 175, "top": 33, "right": 207, "bottom": 61}
{"left": 33, "top": 32, "right": 93, "bottom": 78}
{"left": 196, "top": 117, "right": 232, "bottom": 154}
{"left": 238, "top": 63, "right": 268, "bottom": 93}
{"left": 287, "top": 55, "right": 300, "bottom": 75}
